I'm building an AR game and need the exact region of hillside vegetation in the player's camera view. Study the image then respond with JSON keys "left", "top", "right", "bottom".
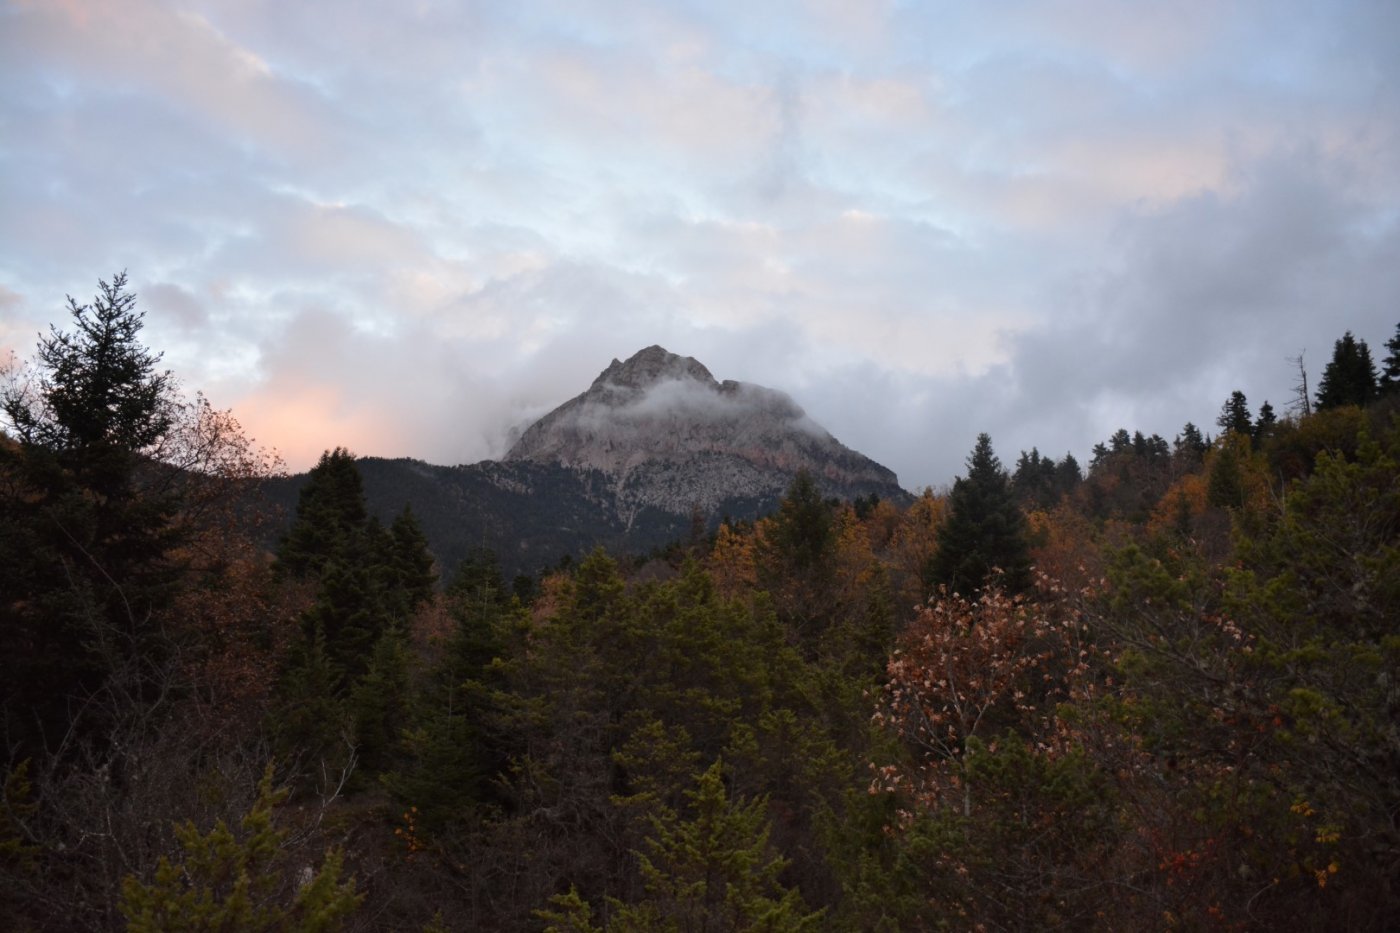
{"left": 3, "top": 277, "right": 1399, "bottom": 930}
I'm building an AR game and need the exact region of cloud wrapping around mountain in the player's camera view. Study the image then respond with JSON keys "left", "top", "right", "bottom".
{"left": 2, "top": 1, "right": 1397, "bottom": 487}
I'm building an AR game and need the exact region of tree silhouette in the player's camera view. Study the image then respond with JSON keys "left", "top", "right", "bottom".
{"left": 929, "top": 434, "right": 1032, "bottom": 595}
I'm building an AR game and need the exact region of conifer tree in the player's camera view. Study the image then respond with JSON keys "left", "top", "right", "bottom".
{"left": 929, "top": 434, "right": 1032, "bottom": 596}
{"left": 1, "top": 273, "right": 184, "bottom": 753}
{"left": 276, "top": 448, "right": 369, "bottom": 580}
{"left": 1216, "top": 390, "right": 1253, "bottom": 437}
{"left": 1253, "top": 400, "right": 1277, "bottom": 443}
{"left": 610, "top": 759, "right": 822, "bottom": 931}
{"left": 765, "top": 470, "right": 834, "bottom": 572}
{"left": 120, "top": 766, "right": 361, "bottom": 930}
{"left": 1315, "top": 331, "right": 1379, "bottom": 409}
{"left": 1379, "top": 322, "right": 1400, "bottom": 395}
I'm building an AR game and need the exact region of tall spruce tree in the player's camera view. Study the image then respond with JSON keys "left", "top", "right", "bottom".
{"left": 1, "top": 273, "right": 184, "bottom": 753}
{"left": 929, "top": 434, "right": 1032, "bottom": 596}
{"left": 1216, "top": 390, "right": 1253, "bottom": 437}
{"left": 1315, "top": 331, "right": 1378, "bottom": 409}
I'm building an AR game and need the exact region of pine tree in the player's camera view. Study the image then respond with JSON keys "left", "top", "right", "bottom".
{"left": 929, "top": 434, "right": 1032, "bottom": 596}
{"left": 610, "top": 759, "right": 823, "bottom": 931}
{"left": 120, "top": 766, "right": 361, "bottom": 930}
{"left": 1315, "top": 331, "right": 1379, "bottom": 409}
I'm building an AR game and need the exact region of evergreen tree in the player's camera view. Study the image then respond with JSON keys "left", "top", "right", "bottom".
{"left": 387, "top": 506, "right": 436, "bottom": 613}
{"left": 1253, "top": 400, "right": 1277, "bottom": 443}
{"left": 120, "top": 766, "right": 361, "bottom": 930}
{"left": 765, "top": 470, "right": 834, "bottom": 572}
{"left": 1315, "top": 331, "right": 1378, "bottom": 409}
{"left": 276, "top": 448, "right": 369, "bottom": 580}
{"left": 1216, "top": 390, "right": 1253, "bottom": 437}
{"left": 1175, "top": 422, "right": 1207, "bottom": 463}
{"left": 609, "top": 759, "right": 823, "bottom": 931}
{"left": 929, "top": 434, "right": 1032, "bottom": 596}
{"left": 1054, "top": 452, "right": 1082, "bottom": 497}
{"left": 1, "top": 273, "right": 184, "bottom": 753}
{"left": 1206, "top": 443, "right": 1245, "bottom": 510}
{"left": 1379, "top": 322, "right": 1400, "bottom": 395}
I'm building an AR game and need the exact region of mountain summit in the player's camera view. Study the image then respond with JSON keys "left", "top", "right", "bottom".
{"left": 506, "top": 346, "right": 905, "bottom": 518}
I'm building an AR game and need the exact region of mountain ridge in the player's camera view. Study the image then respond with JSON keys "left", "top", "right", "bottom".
{"left": 263, "top": 347, "right": 910, "bottom": 577}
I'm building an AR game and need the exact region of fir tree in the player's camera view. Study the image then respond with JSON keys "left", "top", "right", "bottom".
{"left": 1253, "top": 400, "right": 1277, "bottom": 443}
{"left": 1379, "top": 322, "right": 1400, "bottom": 395}
{"left": 929, "top": 434, "right": 1032, "bottom": 596}
{"left": 1216, "top": 390, "right": 1253, "bottom": 437}
{"left": 276, "top": 448, "right": 369, "bottom": 580}
{"left": 1, "top": 273, "right": 184, "bottom": 754}
{"left": 1315, "top": 331, "right": 1379, "bottom": 409}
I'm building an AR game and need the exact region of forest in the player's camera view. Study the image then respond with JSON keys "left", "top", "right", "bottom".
{"left": 2, "top": 275, "right": 1399, "bottom": 931}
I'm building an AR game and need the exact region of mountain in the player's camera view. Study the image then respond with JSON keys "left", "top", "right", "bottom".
{"left": 506, "top": 345, "right": 904, "bottom": 523}
{"left": 260, "top": 347, "right": 909, "bottom": 578}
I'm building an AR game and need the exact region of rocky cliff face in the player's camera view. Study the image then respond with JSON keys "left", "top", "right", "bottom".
{"left": 506, "top": 346, "right": 906, "bottom": 519}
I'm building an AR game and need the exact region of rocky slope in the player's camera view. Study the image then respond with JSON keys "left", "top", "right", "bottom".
{"left": 261, "top": 347, "right": 910, "bottom": 578}
{"left": 506, "top": 345, "right": 905, "bottom": 522}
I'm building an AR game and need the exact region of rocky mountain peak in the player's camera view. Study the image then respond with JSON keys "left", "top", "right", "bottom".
{"left": 505, "top": 346, "right": 906, "bottom": 518}
{"left": 593, "top": 345, "right": 717, "bottom": 393}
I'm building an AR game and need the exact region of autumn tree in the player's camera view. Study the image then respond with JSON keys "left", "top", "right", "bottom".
{"left": 928, "top": 434, "right": 1032, "bottom": 595}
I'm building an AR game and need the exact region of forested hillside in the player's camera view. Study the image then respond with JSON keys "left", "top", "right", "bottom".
{"left": 3, "top": 278, "right": 1399, "bottom": 930}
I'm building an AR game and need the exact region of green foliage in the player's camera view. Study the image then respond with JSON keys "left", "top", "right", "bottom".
{"left": 929, "top": 433, "right": 1032, "bottom": 595}
{"left": 119, "top": 765, "right": 361, "bottom": 931}
{"left": 537, "top": 886, "right": 603, "bottom": 933}
{"left": 765, "top": 470, "right": 834, "bottom": 572}
{"left": 1205, "top": 437, "right": 1246, "bottom": 509}
{"left": 609, "top": 759, "right": 823, "bottom": 932}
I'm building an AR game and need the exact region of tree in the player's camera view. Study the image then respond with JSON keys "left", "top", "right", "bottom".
{"left": 0, "top": 273, "right": 185, "bottom": 755}
{"left": 928, "top": 434, "right": 1032, "bottom": 595}
{"left": 1380, "top": 322, "right": 1400, "bottom": 395}
{"left": 1174, "top": 422, "right": 1208, "bottom": 468}
{"left": 1253, "top": 400, "right": 1277, "bottom": 443}
{"left": 275, "top": 448, "right": 370, "bottom": 580}
{"left": 120, "top": 766, "right": 361, "bottom": 931}
{"left": 2, "top": 272, "right": 174, "bottom": 481}
{"left": 608, "top": 759, "right": 823, "bottom": 931}
{"left": 1215, "top": 390, "right": 1252, "bottom": 437}
{"left": 1315, "top": 331, "right": 1378, "bottom": 409}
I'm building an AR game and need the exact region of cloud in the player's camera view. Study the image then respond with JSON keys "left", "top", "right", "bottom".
{"left": 1, "top": 0, "right": 1397, "bottom": 494}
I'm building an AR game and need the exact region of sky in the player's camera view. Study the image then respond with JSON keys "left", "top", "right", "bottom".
{"left": 2, "top": 0, "right": 1398, "bottom": 491}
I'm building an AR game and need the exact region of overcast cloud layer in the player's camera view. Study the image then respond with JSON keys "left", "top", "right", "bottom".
{"left": 2, "top": 0, "right": 1397, "bottom": 489}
